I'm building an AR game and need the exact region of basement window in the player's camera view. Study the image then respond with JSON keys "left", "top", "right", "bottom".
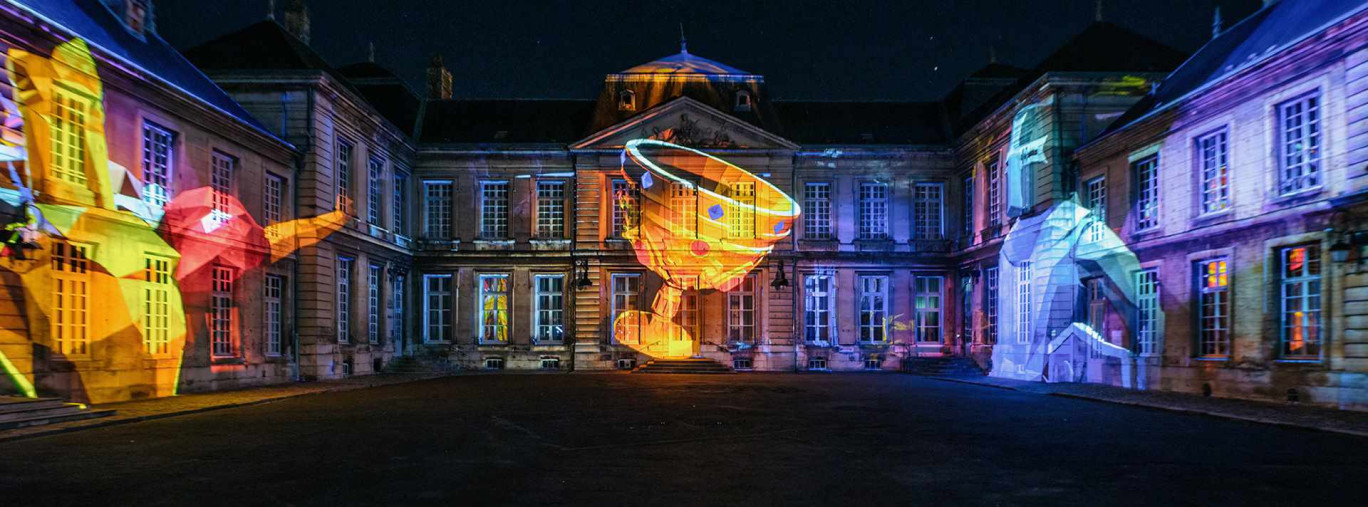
{"left": 540, "top": 357, "right": 561, "bottom": 370}
{"left": 863, "top": 356, "right": 882, "bottom": 370}
{"left": 618, "top": 90, "right": 636, "bottom": 111}
{"left": 734, "top": 90, "right": 753, "bottom": 112}
{"left": 484, "top": 357, "right": 505, "bottom": 370}
{"left": 807, "top": 357, "right": 828, "bottom": 370}
{"left": 733, "top": 357, "right": 753, "bottom": 370}
{"left": 617, "top": 358, "right": 637, "bottom": 370}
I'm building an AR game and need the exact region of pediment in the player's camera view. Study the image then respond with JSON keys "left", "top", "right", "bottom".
{"left": 572, "top": 96, "right": 797, "bottom": 151}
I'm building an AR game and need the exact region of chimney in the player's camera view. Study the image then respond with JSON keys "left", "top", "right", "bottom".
{"left": 103, "top": 0, "right": 155, "bottom": 36}
{"left": 284, "top": 0, "right": 310, "bottom": 45}
{"left": 426, "top": 55, "right": 453, "bottom": 100}
{"left": 1211, "top": 6, "right": 1223, "bottom": 39}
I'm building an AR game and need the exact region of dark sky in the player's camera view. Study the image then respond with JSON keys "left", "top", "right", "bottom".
{"left": 158, "top": 0, "right": 1264, "bottom": 101}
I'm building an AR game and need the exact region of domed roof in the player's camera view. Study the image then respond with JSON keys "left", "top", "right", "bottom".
{"left": 618, "top": 49, "right": 753, "bottom": 76}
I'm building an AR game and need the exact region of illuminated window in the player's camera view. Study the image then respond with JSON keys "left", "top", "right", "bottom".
{"left": 51, "top": 89, "right": 90, "bottom": 185}
{"left": 984, "top": 266, "right": 998, "bottom": 344}
{"left": 1277, "top": 93, "right": 1321, "bottom": 195}
{"left": 142, "top": 255, "right": 172, "bottom": 356}
{"left": 729, "top": 182, "right": 756, "bottom": 239}
{"left": 914, "top": 275, "right": 942, "bottom": 343}
{"left": 367, "top": 157, "right": 383, "bottom": 225}
{"left": 477, "top": 273, "right": 510, "bottom": 343}
{"left": 986, "top": 157, "right": 1002, "bottom": 228}
{"left": 480, "top": 181, "right": 509, "bottom": 239}
{"left": 423, "top": 274, "right": 452, "bottom": 343}
{"left": 618, "top": 89, "right": 636, "bottom": 111}
{"left": 392, "top": 171, "right": 408, "bottom": 235}
{"left": 858, "top": 182, "right": 888, "bottom": 240}
{"left": 804, "top": 272, "right": 835, "bottom": 343}
{"left": 674, "top": 276, "right": 700, "bottom": 343}
{"left": 1015, "top": 262, "right": 1031, "bottom": 345}
{"left": 858, "top": 275, "right": 888, "bottom": 343}
{"left": 803, "top": 183, "right": 831, "bottom": 240}
{"left": 728, "top": 274, "right": 757, "bottom": 343}
{"left": 368, "top": 264, "right": 382, "bottom": 344}
{"left": 610, "top": 179, "right": 640, "bottom": 238}
{"left": 1085, "top": 176, "right": 1106, "bottom": 242}
{"left": 423, "top": 181, "right": 452, "bottom": 239}
{"left": 962, "top": 175, "right": 974, "bottom": 243}
{"left": 336, "top": 140, "right": 353, "bottom": 214}
{"left": 1133, "top": 155, "right": 1159, "bottom": 232}
{"left": 1135, "top": 269, "right": 1160, "bottom": 356}
{"left": 533, "top": 274, "right": 565, "bottom": 343}
{"left": 264, "top": 274, "right": 283, "bottom": 356}
{"left": 913, "top": 183, "right": 943, "bottom": 240}
{"left": 337, "top": 257, "right": 353, "bottom": 344}
{"left": 263, "top": 173, "right": 284, "bottom": 227}
{"left": 1085, "top": 278, "right": 1107, "bottom": 358}
{"left": 211, "top": 266, "right": 235, "bottom": 356}
{"left": 669, "top": 182, "right": 698, "bottom": 237}
{"left": 1196, "top": 130, "right": 1230, "bottom": 213}
{"left": 536, "top": 181, "right": 566, "bottom": 239}
{"left": 210, "top": 151, "right": 235, "bottom": 226}
{"left": 734, "top": 90, "right": 753, "bottom": 112}
{"left": 52, "top": 242, "right": 90, "bottom": 356}
{"left": 1279, "top": 245, "right": 1321, "bottom": 359}
{"left": 1196, "top": 258, "right": 1230, "bottom": 357}
{"left": 141, "top": 122, "right": 175, "bottom": 208}
{"left": 610, "top": 273, "right": 641, "bottom": 343}
{"left": 391, "top": 274, "right": 405, "bottom": 343}
{"left": 960, "top": 271, "right": 974, "bottom": 345}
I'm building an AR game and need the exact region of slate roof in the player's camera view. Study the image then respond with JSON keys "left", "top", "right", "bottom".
{"left": 1105, "top": 0, "right": 1368, "bottom": 135}
{"left": 183, "top": 20, "right": 335, "bottom": 75}
{"left": 774, "top": 101, "right": 949, "bottom": 146}
{"left": 338, "top": 62, "right": 422, "bottom": 137}
{"left": 9, "top": 0, "right": 281, "bottom": 144}
{"left": 616, "top": 49, "right": 755, "bottom": 77}
{"left": 416, "top": 99, "right": 595, "bottom": 146}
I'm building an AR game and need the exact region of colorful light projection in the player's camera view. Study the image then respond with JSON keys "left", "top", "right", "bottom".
{"left": 612, "top": 139, "right": 799, "bottom": 357}
{"left": 0, "top": 38, "right": 345, "bottom": 403}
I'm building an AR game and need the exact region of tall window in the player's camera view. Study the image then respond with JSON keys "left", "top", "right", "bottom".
{"left": 1015, "top": 262, "right": 1032, "bottom": 344}
{"left": 669, "top": 182, "right": 698, "bottom": 238}
{"left": 1196, "top": 130, "right": 1230, "bottom": 213}
{"left": 391, "top": 273, "right": 405, "bottom": 343}
{"left": 367, "top": 157, "right": 383, "bottom": 225}
{"left": 962, "top": 176, "right": 975, "bottom": 243}
{"left": 610, "top": 273, "right": 640, "bottom": 342}
{"left": 1197, "top": 258, "right": 1230, "bottom": 357}
{"left": 913, "top": 183, "right": 944, "bottom": 240}
{"left": 1277, "top": 93, "right": 1321, "bottom": 195}
{"left": 142, "top": 122, "right": 175, "bottom": 208}
{"left": 803, "top": 272, "right": 835, "bottom": 343}
{"left": 984, "top": 266, "right": 999, "bottom": 344}
{"left": 368, "top": 264, "right": 382, "bottom": 344}
{"left": 51, "top": 243, "right": 90, "bottom": 356}
{"left": 804, "top": 182, "right": 832, "bottom": 240}
{"left": 263, "top": 173, "right": 284, "bottom": 227}
{"left": 986, "top": 158, "right": 1002, "bottom": 228}
{"left": 914, "top": 275, "right": 943, "bottom": 343}
{"left": 1133, "top": 155, "right": 1159, "bottom": 232}
{"left": 960, "top": 272, "right": 974, "bottom": 345}
{"left": 51, "top": 90, "right": 90, "bottom": 185}
{"left": 335, "top": 140, "right": 353, "bottom": 214}
{"left": 423, "top": 274, "right": 452, "bottom": 343}
{"left": 1085, "top": 176, "right": 1107, "bottom": 242}
{"left": 1085, "top": 278, "right": 1108, "bottom": 357}
{"left": 142, "top": 256, "right": 172, "bottom": 356}
{"left": 728, "top": 182, "right": 756, "bottom": 239}
{"left": 674, "top": 276, "right": 701, "bottom": 342}
{"left": 392, "top": 172, "right": 408, "bottom": 235}
{"left": 337, "top": 257, "right": 353, "bottom": 344}
{"left": 536, "top": 181, "right": 566, "bottom": 238}
{"left": 477, "top": 273, "right": 510, "bottom": 343}
{"left": 1280, "top": 245, "right": 1321, "bottom": 359}
{"left": 424, "top": 181, "right": 453, "bottom": 239}
{"left": 533, "top": 274, "right": 565, "bottom": 342}
{"left": 1135, "top": 269, "right": 1160, "bottom": 356}
{"left": 264, "top": 274, "right": 283, "bottom": 356}
{"left": 727, "top": 274, "right": 757, "bottom": 342}
{"left": 211, "top": 266, "right": 235, "bottom": 356}
{"left": 210, "top": 151, "right": 235, "bottom": 227}
{"left": 480, "top": 181, "right": 509, "bottom": 239}
{"left": 611, "top": 179, "right": 640, "bottom": 238}
{"left": 858, "top": 182, "right": 888, "bottom": 240}
{"left": 858, "top": 275, "right": 889, "bottom": 342}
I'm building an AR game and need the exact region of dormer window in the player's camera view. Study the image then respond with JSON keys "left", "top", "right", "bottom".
{"left": 734, "top": 90, "right": 753, "bottom": 112}
{"left": 124, "top": 0, "right": 149, "bottom": 35}
{"left": 618, "top": 90, "right": 636, "bottom": 112}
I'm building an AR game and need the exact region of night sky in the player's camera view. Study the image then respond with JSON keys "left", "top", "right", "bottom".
{"left": 158, "top": 0, "right": 1264, "bottom": 101}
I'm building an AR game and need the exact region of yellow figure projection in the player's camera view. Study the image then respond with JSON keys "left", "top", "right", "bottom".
{"left": 612, "top": 139, "right": 799, "bottom": 357}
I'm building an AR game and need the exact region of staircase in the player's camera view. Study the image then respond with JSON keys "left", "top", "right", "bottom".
{"left": 632, "top": 358, "right": 734, "bottom": 374}
{"left": 383, "top": 355, "right": 459, "bottom": 374}
{"left": 0, "top": 396, "right": 114, "bottom": 430}
{"left": 901, "top": 356, "right": 985, "bottom": 377}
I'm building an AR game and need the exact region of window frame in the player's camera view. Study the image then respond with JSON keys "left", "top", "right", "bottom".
{"left": 141, "top": 121, "right": 176, "bottom": 209}
{"left": 858, "top": 181, "right": 889, "bottom": 240}
{"left": 1276, "top": 92, "right": 1322, "bottom": 196}
{"left": 51, "top": 242, "right": 92, "bottom": 356}
{"left": 264, "top": 274, "right": 284, "bottom": 357}
{"left": 535, "top": 180, "right": 567, "bottom": 239}
{"left": 1194, "top": 128, "right": 1231, "bottom": 214}
{"left": 803, "top": 271, "right": 836, "bottom": 343}
{"left": 913, "top": 182, "right": 944, "bottom": 240}
{"left": 803, "top": 182, "right": 832, "bottom": 240}
{"left": 422, "top": 274, "right": 453, "bottom": 344}
{"left": 423, "top": 180, "right": 453, "bottom": 240}
{"left": 1015, "top": 262, "right": 1031, "bottom": 345}
{"left": 1135, "top": 268, "right": 1160, "bottom": 356}
{"left": 1085, "top": 175, "right": 1107, "bottom": 242}
{"left": 1132, "top": 154, "right": 1160, "bottom": 233}
{"left": 476, "top": 273, "right": 511, "bottom": 344}
{"left": 610, "top": 273, "right": 642, "bottom": 343}
{"left": 479, "top": 181, "right": 510, "bottom": 240}
{"left": 367, "top": 264, "right": 382, "bottom": 345}
{"left": 142, "top": 254, "right": 173, "bottom": 356}
{"left": 727, "top": 274, "right": 758, "bottom": 343}
{"left": 367, "top": 156, "right": 384, "bottom": 226}
{"left": 914, "top": 275, "right": 943, "bottom": 343}
{"left": 210, "top": 265, "right": 236, "bottom": 357}
{"left": 1278, "top": 244, "right": 1322, "bottom": 360}
{"left": 1196, "top": 257, "right": 1231, "bottom": 358}
{"left": 337, "top": 257, "right": 354, "bottom": 344}
{"left": 50, "top": 86, "right": 93, "bottom": 185}
{"left": 533, "top": 274, "right": 566, "bottom": 343}
{"left": 857, "top": 274, "right": 890, "bottom": 343}
{"left": 335, "top": 139, "right": 354, "bottom": 214}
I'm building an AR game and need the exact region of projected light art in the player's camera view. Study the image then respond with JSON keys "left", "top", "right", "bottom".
{"left": 612, "top": 139, "right": 799, "bottom": 357}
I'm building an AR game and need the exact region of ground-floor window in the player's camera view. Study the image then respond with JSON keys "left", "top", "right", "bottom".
{"left": 1085, "top": 278, "right": 1108, "bottom": 357}
{"left": 368, "top": 264, "right": 381, "bottom": 344}
{"left": 392, "top": 274, "right": 405, "bottom": 343}
{"left": 211, "top": 266, "right": 235, "bottom": 356}
{"left": 534, "top": 274, "right": 565, "bottom": 342}
{"left": 1135, "top": 269, "right": 1159, "bottom": 355}
{"left": 1197, "top": 258, "right": 1230, "bottom": 357}
{"left": 674, "top": 275, "right": 700, "bottom": 342}
{"left": 728, "top": 275, "right": 757, "bottom": 342}
{"left": 478, "top": 273, "right": 510, "bottom": 343}
{"left": 337, "top": 257, "right": 353, "bottom": 344}
{"left": 264, "top": 274, "right": 283, "bottom": 356}
{"left": 1279, "top": 245, "right": 1321, "bottom": 359}
{"left": 959, "top": 272, "right": 974, "bottom": 345}
{"left": 423, "top": 274, "right": 452, "bottom": 343}
{"left": 51, "top": 242, "right": 91, "bottom": 356}
{"left": 1015, "top": 262, "right": 1031, "bottom": 345}
{"left": 142, "top": 255, "right": 172, "bottom": 356}
{"left": 611, "top": 273, "right": 641, "bottom": 343}
{"left": 804, "top": 272, "right": 834, "bottom": 343}
{"left": 858, "top": 275, "right": 889, "bottom": 343}
{"left": 914, "top": 275, "right": 942, "bottom": 343}
{"left": 984, "top": 266, "right": 998, "bottom": 345}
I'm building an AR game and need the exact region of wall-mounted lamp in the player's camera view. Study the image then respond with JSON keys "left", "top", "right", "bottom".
{"left": 1330, "top": 231, "right": 1368, "bottom": 265}
{"left": 770, "top": 260, "right": 790, "bottom": 290}
{"left": 575, "top": 257, "right": 594, "bottom": 289}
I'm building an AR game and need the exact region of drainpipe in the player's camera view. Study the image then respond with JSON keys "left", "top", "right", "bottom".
{"left": 791, "top": 152, "right": 800, "bottom": 372}
{"left": 290, "top": 87, "right": 317, "bottom": 381}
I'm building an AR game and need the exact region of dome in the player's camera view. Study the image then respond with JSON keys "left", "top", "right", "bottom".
{"left": 617, "top": 49, "right": 755, "bottom": 77}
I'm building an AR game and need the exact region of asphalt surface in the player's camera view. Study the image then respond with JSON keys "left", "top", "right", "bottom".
{"left": 3, "top": 373, "right": 1366, "bottom": 506}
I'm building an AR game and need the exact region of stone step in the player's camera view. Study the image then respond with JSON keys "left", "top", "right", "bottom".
{"left": 902, "top": 357, "right": 985, "bottom": 377}
{"left": 633, "top": 358, "right": 734, "bottom": 374}
{"left": 0, "top": 397, "right": 115, "bottom": 430}
{"left": 0, "top": 408, "right": 115, "bottom": 430}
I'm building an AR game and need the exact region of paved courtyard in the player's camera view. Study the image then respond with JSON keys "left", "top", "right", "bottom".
{"left": 3, "top": 373, "right": 1366, "bottom": 506}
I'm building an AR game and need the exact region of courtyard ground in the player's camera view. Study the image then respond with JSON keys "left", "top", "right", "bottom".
{"left": 2, "top": 373, "right": 1366, "bottom": 506}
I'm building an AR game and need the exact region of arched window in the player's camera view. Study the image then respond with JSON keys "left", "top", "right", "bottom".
{"left": 734, "top": 90, "right": 753, "bottom": 112}
{"left": 618, "top": 90, "right": 636, "bottom": 112}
